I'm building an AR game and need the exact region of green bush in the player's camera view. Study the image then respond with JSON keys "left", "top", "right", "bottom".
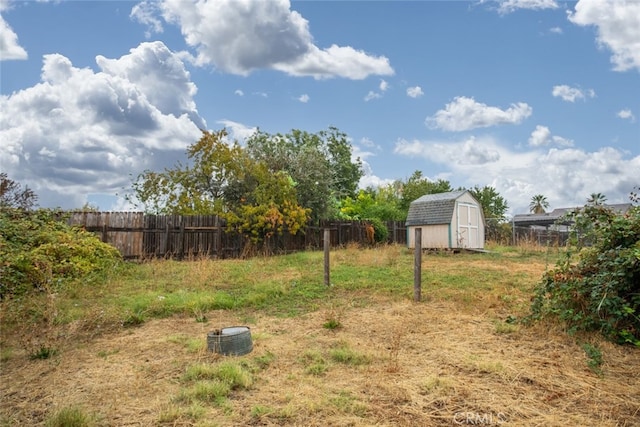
{"left": 530, "top": 204, "right": 640, "bottom": 346}
{"left": 368, "top": 217, "right": 389, "bottom": 243}
{"left": 0, "top": 208, "right": 122, "bottom": 298}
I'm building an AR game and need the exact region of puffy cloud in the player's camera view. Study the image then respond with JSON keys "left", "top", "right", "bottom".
{"left": 0, "top": 42, "right": 205, "bottom": 208}
{"left": 393, "top": 136, "right": 639, "bottom": 214}
{"left": 130, "top": 0, "right": 164, "bottom": 38}
{"left": 426, "top": 96, "right": 532, "bottom": 132}
{"left": 552, "top": 84, "right": 595, "bottom": 102}
{"left": 496, "top": 0, "right": 558, "bottom": 14}
{"left": 153, "top": 0, "right": 393, "bottom": 79}
{"left": 617, "top": 109, "right": 636, "bottom": 122}
{"left": 216, "top": 119, "right": 257, "bottom": 143}
{"left": 549, "top": 26, "right": 563, "bottom": 34}
{"left": 395, "top": 136, "right": 501, "bottom": 166}
{"left": 0, "top": 11, "right": 27, "bottom": 60}
{"left": 528, "top": 125, "right": 574, "bottom": 147}
{"left": 297, "top": 94, "right": 309, "bottom": 103}
{"left": 568, "top": 0, "right": 640, "bottom": 72}
{"left": 407, "top": 86, "right": 424, "bottom": 98}
{"left": 379, "top": 79, "right": 389, "bottom": 92}
{"left": 234, "top": 89, "right": 244, "bottom": 96}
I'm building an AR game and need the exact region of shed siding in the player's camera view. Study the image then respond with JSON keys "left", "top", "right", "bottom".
{"left": 407, "top": 224, "right": 450, "bottom": 248}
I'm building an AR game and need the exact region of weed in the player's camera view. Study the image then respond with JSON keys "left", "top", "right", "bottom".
{"left": 323, "top": 317, "right": 342, "bottom": 330}
{"left": 493, "top": 319, "right": 519, "bottom": 334}
{"left": 177, "top": 380, "right": 231, "bottom": 405}
{"left": 45, "top": 406, "right": 94, "bottom": 427}
{"left": 329, "top": 343, "right": 370, "bottom": 366}
{"left": 581, "top": 342, "right": 603, "bottom": 375}
{"left": 30, "top": 346, "right": 58, "bottom": 360}
{"left": 253, "top": 351, "right": 276, "bottom": 370}
{"left": 328, "top": 390, "right": 368, "bottom": 416}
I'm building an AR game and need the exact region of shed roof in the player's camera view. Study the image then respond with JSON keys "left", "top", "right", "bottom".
{"left": 405, "top": 190, "right": 469, "bottom": 226}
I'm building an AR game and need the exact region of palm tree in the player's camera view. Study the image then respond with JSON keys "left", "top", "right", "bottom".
{"left": 587, "top": 192, "right": 607, "bottom": 206}
{"left": 529, "top": 194, "right": 549, "bottom": 214}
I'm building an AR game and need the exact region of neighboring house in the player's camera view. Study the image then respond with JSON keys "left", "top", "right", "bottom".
{"left": 406, "top": 190, "right": 485, "bottom": 250}
{"left": 513, "top": 204, "right": 633, "bottom": 229}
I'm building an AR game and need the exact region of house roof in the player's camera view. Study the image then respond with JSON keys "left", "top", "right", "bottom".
{"left": 405, "top": 190, "right": 469, "bottom": 226}
{"left": 513, "top": 203, "right": 633, "bottom": 227}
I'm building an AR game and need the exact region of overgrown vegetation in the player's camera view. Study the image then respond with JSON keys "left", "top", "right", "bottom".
{"left": 0, "top": 208, "right": 122, "bottom": 299}
{"left": 531, "top": 201, "right": 640, "bottom": 346}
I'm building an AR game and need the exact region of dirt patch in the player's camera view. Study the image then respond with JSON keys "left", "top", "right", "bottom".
{"left": 2, "top": 298, "right": 639, "bottom": 426}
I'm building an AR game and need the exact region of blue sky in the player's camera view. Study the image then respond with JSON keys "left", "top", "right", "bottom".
{"left": 1, "top": 0, "right": 638, "bottom": 215}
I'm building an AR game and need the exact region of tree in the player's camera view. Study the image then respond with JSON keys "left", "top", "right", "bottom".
{"left": 129, "top": 129, "right": 242, "bottom": 214}
{"left": 0, "top": 173, "right": 38, "bottom": 211}
{"left": 245, "top": 127, "right": 363, "bottom": 221}
{"left": 129, "top": 129, "right": 309, "bottom": 251}
{"left": 587, "top": 192, "right": 607, "bottom": 206}
{"left": 398, "top": 171, "right": 452, "bottom": 216}
{"left": 529, "top": 194, "right": 549, "bottom": 214}
{"left": 467, "top": 185, "right": 508, "bottom": 222}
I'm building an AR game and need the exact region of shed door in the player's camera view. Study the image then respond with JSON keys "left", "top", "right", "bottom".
{"left": 457, "top": 202, "right": 480, "bottom": 248}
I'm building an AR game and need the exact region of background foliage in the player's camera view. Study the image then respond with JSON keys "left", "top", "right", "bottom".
{"left": 0, "top": 208, "right": 122, "bottom": 298}
{"left": 531, "top": 202, "right": 640, "bottom": 346}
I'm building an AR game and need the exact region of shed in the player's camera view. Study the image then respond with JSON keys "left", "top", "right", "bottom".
{"left": 405, "top": 190, "right": 485, "bottom": 249}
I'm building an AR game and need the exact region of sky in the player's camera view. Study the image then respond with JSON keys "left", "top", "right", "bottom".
{"left": 1, "top": 0, "right": 638, "bottom": 216}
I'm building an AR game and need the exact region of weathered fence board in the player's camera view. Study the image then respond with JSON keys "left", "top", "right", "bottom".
{"left": 67, "top": 213, "right": 408, "bottom": 259}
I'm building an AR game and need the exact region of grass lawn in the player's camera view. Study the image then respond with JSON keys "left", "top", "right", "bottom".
{"left": 1, "top": 244, "right": 639, "bottom": 426}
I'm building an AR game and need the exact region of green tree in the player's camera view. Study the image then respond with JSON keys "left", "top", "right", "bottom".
{"left": 129, "top": 129, "right": 309, "bottom": 251}
{"left": 467, "top": 185, "right": 508, "bottom": 222}
{"left": 398, "top": 171, "right": 452, "bottom": 216}
{"left": 0, "top": 173, "right": 38, "bottom": 211}
{"left": 129, "top": 129, "right": 242, "bottom": 214}
{"left": 245, "top": 127, "right": 363, "bottom": 222}
{"left": 529, "top": 194, "right": 549, "bottom": 214}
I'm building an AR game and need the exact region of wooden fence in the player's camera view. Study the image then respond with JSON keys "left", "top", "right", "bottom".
{"left": 67, "top": 212, "right": 408, "bottom": 259}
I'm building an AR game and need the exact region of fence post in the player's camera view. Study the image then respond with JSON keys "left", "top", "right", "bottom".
{"left": 324, "top": 228, "right": 330, "bottom": 287}
{"left": 414, "top": 228, "right": 422, "bottom": 302}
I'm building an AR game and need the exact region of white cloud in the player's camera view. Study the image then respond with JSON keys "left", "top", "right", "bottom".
{"left": 426, "top": 96, "right": 532, "bottom": 132}
{"left": 216, "top": 119, "right": 257, "bottom": 143}
{"left": 0, "top": 11, "right": 27, "bottom": 60}
{"left": 234, "top": 89, "right": 244, "bottom": 96}
{"left": 364, "top": 91, "right": 381, "bottom": 102}
{"left": 0, "top": 42, "right": 205, "bottom": 209}
{"left": 552, "top": 84, "right": 595, "bottom": 102}
{"left": 297, "top": 94, "right": 309, "bottom": 103}
{"left": 497, "top": 0, "right": 559, "bottom": 14}
{"left": 406, "top": 86, "right": 424, "bottom": 98}
{"left": 393, "top": 136, "right": 639, "bottom": 215}
{"left": 130, "top": 0, "right": 164, "bottom": 38}
{"left": 157, "top": 0, "right": 393, "bottom": 80}
{"left": 528, "top": 125, "right": 574, "bottom": 147}
{"left": 568, "top": 0, "right": 640, "bottom": 72}
{"left": 617, "top": 109, "right": 636, "bottom": 122}
{"left": 379, "top": 79, "right": 389, "bottom": 92}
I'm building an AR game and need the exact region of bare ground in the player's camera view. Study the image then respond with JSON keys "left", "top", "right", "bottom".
{"left": 2, "top": 296, "right": 639, "bottom": 426}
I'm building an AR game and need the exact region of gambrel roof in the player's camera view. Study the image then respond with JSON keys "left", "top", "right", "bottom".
{"left": 405, "top": 190, "right": 469, "bottom": 226}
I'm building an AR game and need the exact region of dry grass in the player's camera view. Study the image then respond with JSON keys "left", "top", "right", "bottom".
{"left": 1, "top": 247, "right": 639, "bottom": 426}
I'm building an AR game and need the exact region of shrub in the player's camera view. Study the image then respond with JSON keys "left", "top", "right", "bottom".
{"left": 0, "top": 208, "right": 122, "bottom": 298}
{"left": 530, "top": 203, "right": 640, "bottom": 346}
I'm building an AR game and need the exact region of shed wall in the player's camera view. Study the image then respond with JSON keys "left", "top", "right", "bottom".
{"left": 407, "top": 224, "right": 450, "bottom": 249}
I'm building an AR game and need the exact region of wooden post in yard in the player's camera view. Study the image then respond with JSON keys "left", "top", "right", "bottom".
{"left": 324, "top": 228, "right": 330, "bottom": 286}
{"left": 414, "top": 228, "right": 422, "bottom": 302}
